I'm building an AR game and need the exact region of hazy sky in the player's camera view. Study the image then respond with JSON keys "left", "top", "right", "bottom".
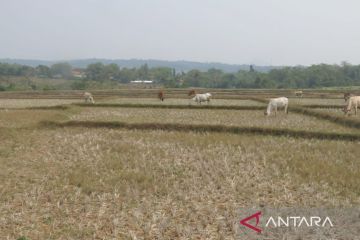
{"left": 1, "top": 0, "right": 360, "bottom": 65}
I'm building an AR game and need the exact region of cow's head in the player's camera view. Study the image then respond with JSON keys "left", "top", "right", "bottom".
{"left": 344, "top": 93, "right": 352, "bottom": 102}
{"left": 342, "top": 106, "right": 350, "bottom": 115}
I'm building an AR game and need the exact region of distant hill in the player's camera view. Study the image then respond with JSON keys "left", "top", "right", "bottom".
{"left": 0, "top": 58, "right": 282, "bottom": 73}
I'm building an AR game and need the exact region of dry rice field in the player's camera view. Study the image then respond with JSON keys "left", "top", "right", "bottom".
{"left": 0, "top": 99, "right": 83, "bottom": 108}
{"left": 0, "top": 90, "right": 359, "bottom": 239}
{"left": 69, "top": 108, "right": 360, "bottom": 134}
{"left": 101, "top": 98, "right": 265, "bottom": 106}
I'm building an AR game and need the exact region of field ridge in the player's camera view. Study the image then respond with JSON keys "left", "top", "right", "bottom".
{"left": 40, "top": 120, "right": 360, "bottom": 141}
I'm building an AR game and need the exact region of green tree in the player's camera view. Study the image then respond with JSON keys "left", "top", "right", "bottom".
{"left": 150, "top": 67, "right": 175, "bottom": 87}
{"left": 249, "top": 65, "right": 255, "bottom": 72}
{"left": 36, "top": 65, "right": 51, "bottom": 78}
{"left": 184, "top": 70, "right": 202, "bottom": 87}
{"left": 118, "top": 67, "right": 137, "bottom": 83}
{"left": 103, "top": 63, "right": 120, "bottom": 80}
{"left": 50, "top": 62, "right": 72, "bottom": 79}
{"left": 138, "top": 64, "right": 149, "bottom": 79}
{"left": 206, "top": 68, "right": 223, "bottom": 87}
{"left": 85, "top": 62, "right": 105, "bottom": 81}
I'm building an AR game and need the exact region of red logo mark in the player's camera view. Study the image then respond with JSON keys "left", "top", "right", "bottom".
{"left": 240, "top": 211, "right": 262, "bottom": 233}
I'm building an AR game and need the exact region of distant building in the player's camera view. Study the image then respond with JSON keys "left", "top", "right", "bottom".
{"left": 71, "top": 68, "right": 86, "bottom": 78}
{"left": 128, "top": 80, "right": 157, "bottom": 89}
{"left": 52, "top": 74, "right": 63, "bottom": 79}
{"left": 130, "top": 80, "right": 153, "bottom": 84}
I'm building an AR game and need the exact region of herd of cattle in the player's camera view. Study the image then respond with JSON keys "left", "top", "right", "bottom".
{"left": 82, "top": 90, "right": 360, "bottom": 116}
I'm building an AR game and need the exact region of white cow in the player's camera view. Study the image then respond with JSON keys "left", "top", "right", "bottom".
{"left": 343, "top": 96, "right": 360, "bottom": 116}
{"left": 264, "top": 97, "right": 289, "bottom": 116}
{"left": 84, "top": 92, "right": 95, "bottom": 104}
{"left": 192, "top": 93, "right": 212, "bottom": 104}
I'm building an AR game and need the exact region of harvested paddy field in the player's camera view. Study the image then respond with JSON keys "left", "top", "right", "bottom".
{"left": 1, "top": 128, "right": 359, "bottom": 239}
{"left": 0, "top": 99, "right": 82, "bottom": 108}
{"left": 69, "top": 107, "right": 360, "bottom": 134}
{"left": 293, "top": 98, "right": 344, "bottom": 106}
{"left": 0, "top": 90, "right": 359, "bottom": 239}
{"left": 100, "top": 97, "right": 264, "bottom": 106}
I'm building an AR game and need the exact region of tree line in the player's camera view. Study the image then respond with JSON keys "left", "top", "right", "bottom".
{"left": 1, "top": 61, "right": 360, "bottom": 89}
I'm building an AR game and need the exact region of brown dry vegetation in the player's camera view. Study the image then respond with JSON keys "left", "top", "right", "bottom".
{"left": 0, "top": 99, "right": 83, "bottom": 108}
{"left": 1, "top": 127, "right": 359, "bottom": 239}
{"left": 0, "top": 108, "right": 79, "bottom": 128}
{"left": 100, "top": 98, "right": 264, "bottom": 106}
{"left": 293, "top": 98, "right": 345, "bottom": 105}
{"left": 317, "top": 107, "right": 360, "bottom": 117}
{"left": 0, "top": 94, "right": 359, "bottom": 239}
{"left": 68, "top": 107, "right": 360, "bottom": 134}
{"left": 99, "top": 97, "right": 346, "bottom": 107}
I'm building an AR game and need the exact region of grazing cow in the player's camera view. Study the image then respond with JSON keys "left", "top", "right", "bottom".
{"left": 84, "top": 92, "right": 95, "bottom": 104}
{"left": 343, "top": 96, "right": 360, "bottom": 116}
{"left": 192, "top": 93, "right": 212, "bottom": 104}
{"left": 188, "top": 90, "right": 196, "bottom": 97}
{"left": 264, "top": 97, "right": 289, "bottom": 116}
{"left": 158, "top": 91, "right": 165, "bottom": 101}
{"left": 294, "top": 90, "right": 303, "bottom": 98}
{"left": 344, "top": 93, "right": 354, "bottom": 102}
